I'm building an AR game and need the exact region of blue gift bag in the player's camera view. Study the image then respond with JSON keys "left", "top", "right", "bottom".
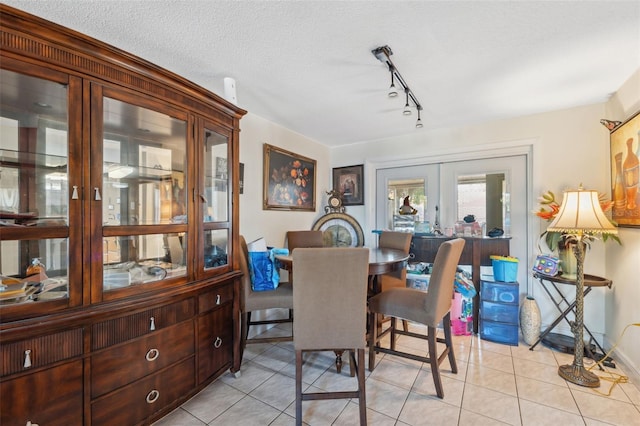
{"left": 248, "top": 248, "right": 289, "bottom": 291}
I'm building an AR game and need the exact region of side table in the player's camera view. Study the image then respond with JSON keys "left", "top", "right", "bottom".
{"left": 529, "top": 272, "right": 612, "bottom": 367}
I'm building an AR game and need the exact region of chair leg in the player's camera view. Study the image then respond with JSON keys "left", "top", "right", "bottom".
{"left": 368, "top": 312, "right": 377, "bottom": 371}
{"left": 246, "top": 311, "right": 252, "bottom": 339}
{"left": 357, "top": 348, "right": 367, "bottom": 426}
{"left": 348, "top": 350, "right": 356, "bottom": 377}
{"left": 295, "top": 350, "right": 303, "bottom": 426}
{"left": 402, "top": 319, "right": 409, "bottom": 332}
{"left": 239, "top": 311, "right": 248, "bottom": 362}
{"left": 442, "top": 312, "right": 458, "bottom": 374}
{"left": 428, "top": 326, "right": 444, "bottom": 398}
{"left": 390, "top": 317, "right": 397, "bottom": 351}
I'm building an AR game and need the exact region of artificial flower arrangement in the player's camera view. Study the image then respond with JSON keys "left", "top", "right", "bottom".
{"left": 535, "top": 190, "right": 621, "bottom": 251}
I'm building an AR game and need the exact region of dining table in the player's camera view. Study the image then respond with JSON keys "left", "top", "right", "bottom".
{"left": 275, "top": 247, "right": 410, "bottom": 372}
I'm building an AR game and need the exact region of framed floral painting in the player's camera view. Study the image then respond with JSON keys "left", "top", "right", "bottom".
{"left": 263, "top": 143, "right": 316, "bottom": 211}
{"left": 610, "top": 110, "right": 640, "bottom": 227}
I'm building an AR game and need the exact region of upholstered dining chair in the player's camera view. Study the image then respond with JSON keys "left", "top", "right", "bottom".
{"left": 285, "top": 230, "right": 324, "bottom": 252}
{"left": 376, "top": 231, "right": 413, "bottom": 331}
{"left": 367, "top": 238, "right": 465, "bottom": 399}
{"left": 292, "top": 247, "right": 369, "bottom": 426}
{"left": 238, "top": 235, "right": 293, "bottom": 364}
{"left": 284, "top": 230, "right": 324, "bottom": 284}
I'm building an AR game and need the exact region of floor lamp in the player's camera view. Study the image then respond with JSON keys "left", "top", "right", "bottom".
{"left": 546, "top": 186, "right": 618, "bottom": 387}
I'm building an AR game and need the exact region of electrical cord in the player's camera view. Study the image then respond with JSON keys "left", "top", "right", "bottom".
{"left": 586, "top": 322, "right": 640, "bottom": 396}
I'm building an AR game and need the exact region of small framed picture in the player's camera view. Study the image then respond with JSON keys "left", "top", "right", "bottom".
{"left": 333, "top": 164, "right": 364, "bottom": 206}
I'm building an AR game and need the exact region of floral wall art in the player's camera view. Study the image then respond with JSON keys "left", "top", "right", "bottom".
{"left": 263, "top": 143, "right": 316, "bottom": 211}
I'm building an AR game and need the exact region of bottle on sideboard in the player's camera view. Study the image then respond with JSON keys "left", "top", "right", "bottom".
{"left": 622, "top": 137, "right": 639, "bottom": 210}
{"left": 613, "top": 152, "right": 626, "bottom": 210}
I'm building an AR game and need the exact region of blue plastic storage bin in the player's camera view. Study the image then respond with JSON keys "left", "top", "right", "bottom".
{"left": 480, "top": 320, "right": 519, "bottom": 346}
{"left": 481, "top": 300, "right": 519, "bottom": 323}
{"left": 490, "top": 256, "right": 519, "bottom": 282}
{"left": 480, "top": 281, "right": 519, "bottom": 305}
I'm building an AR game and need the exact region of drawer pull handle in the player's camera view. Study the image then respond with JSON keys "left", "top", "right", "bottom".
{"left": 145, "top": 348, "right": 160, "bottom": 361}
{"left": 214, "top": 337, "right": 223, "bottom": 348}
{"left": 149, "top": 316, "right": 156, "bottom": 331}
{"left": 24, "top": 349, "right": 32, "bottom": 368}
{"left": 146, "top": 389, "right": 160, "bottom": 404}
{"left": 216, "top": 294, "right": 221, "bottom": 305}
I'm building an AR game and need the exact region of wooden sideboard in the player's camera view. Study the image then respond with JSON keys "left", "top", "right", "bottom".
{"left": 410, "top": 236, "right": 511, "bottom": 333}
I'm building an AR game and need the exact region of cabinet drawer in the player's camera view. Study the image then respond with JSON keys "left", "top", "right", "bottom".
{"left": 480, "top": 301, "right": 519, "bottom": 324}
{"left": 92, "top": 298, "right": 195, "bottom": 350}
{"left": 480, "top": 280, "right": 519, "bottom": 305}
{"left": 198, "top": 282, "right": 234, "bottom": 313}
{"left": 198, "top": 303, "right": 233, "bottom": 383}
{"left": 1, "top": 328, "right": 83, "bottom": 377}
{"left": 91, "top": 357, "right": 195, "bottom": 426}
{"left": 480, "top": 320, "right": 519, "bottom": 346}
{"left": 91, "top": 320, "right": 194, "bottom": 398}
{"left": 0, "top": 360, "right": 83, "bottom": 426}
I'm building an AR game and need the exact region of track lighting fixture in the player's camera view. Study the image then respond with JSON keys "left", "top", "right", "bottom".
{"left": 372, "top": 45, "right": 423, "bottom": 129}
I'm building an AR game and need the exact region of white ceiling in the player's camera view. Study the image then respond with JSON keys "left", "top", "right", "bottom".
{"left": 5, "top": 1, "right": 640, "bottom": 147}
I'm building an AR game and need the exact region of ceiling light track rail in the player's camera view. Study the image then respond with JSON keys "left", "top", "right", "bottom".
{"left": 372, "top": 45, "right": 423, "bottom": 128}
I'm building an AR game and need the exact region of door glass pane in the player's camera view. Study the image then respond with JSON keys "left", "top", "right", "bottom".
{"left": 103, "top": 233, "right": 187, "bottom": 290}
{"left": 0, "top": 238, "right": 69, "bottom": 304}
{"left": 204, "top": 229, "right": 228, "bottom": 270}
{"left": 203, "top": 129, "right": 228, "bottom": 222}
{"left": 457, "top": 173, "right": 506, "bottom": 235}
{"left": 102, "top": 98, "right": 187, "bottom": 226}
{"left": 387, "top": 178, "right": 426, "bottom": 233}
{"left": 0, "top": 69, "right": 68, "bottom": 226}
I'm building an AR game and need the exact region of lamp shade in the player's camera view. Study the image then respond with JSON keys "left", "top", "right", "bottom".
{"left": 547, "top": 187, "right": 618, "bottom": 235}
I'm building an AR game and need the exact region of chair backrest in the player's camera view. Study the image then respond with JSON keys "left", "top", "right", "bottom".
{"left": 286, "top": 230, "right": 324, "bottom": 252}
{"left": 378, "top": 231, "right": 412, "bottom": 282}
{"left": 378, "top": 231, "right": 412, "bottom": 252}
{"left": 292, "top": 247, "right": 369, "bottom": 350}
{"left": 423, "top": 238, "right": 465, "bottom": 327}
{"left": 239, "top": 235, "right": 252, "bottom": 307}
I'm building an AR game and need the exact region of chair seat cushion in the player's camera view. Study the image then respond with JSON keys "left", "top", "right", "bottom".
{"left": 369, "top": 287, "right": 435, "bottom": 326}
{"left": 245, "top": 281, "right": 294, "bottom": 311}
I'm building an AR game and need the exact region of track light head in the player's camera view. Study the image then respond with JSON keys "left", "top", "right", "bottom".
{"left": 388, "top": 83, "right": 398, "bottom": 98}
{"left": 388, "top": 65, "right": 398, "bottom": 97}
{"left": 403, "top": 88, "right": 411, "bottom": 115}
{"left": 416, "top": 108, "right": 423, "bottom": 128}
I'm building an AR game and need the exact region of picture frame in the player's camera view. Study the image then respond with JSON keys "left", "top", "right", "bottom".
{"left": 333, "top": 164, "right": 364, "bottom": 206}
{"left": 263, "top": 143, "right": 316, "bottom": 211}
{"left": 610, "top": 110, "right": 640, "bottom": 228}
{"left": 215, "top": 156, "right": 227, "bottom": 180}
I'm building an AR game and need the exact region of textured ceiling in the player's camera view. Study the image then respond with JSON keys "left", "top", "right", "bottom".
{"left": 4, "top": 1, "right": 640, "bottom": 147}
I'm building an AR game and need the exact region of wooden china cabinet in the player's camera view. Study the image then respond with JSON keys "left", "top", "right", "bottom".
{"left": 0, "top": 5, "right": 245, "bottom": 425}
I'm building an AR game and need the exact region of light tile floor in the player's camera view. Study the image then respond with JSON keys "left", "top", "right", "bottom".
{"left": 155, "top": 323, "right": 640, "bottom": 425}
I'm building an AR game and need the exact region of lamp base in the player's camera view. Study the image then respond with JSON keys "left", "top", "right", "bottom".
{"left": 558, "top": 364, "right": 600, "bottom": 387}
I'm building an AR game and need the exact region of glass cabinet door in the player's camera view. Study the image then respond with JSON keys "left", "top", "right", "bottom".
{"left": 201, "top": 124, "right": 231, "bottom": 272}
{"left": 0, "top": 65, "right": 81, "bottom": 309}
{"left": 94, "top": 89, "right": 188, "bottom": 300}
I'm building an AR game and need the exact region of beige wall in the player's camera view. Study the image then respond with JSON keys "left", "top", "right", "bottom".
{"left": 603, "top": 69, "right": 640, "bottom": 377}
{"left": 238, "top": 69, "right": 640, "bottom": 376}
{"left": 238, "top": 113, "right": 330, "bottom": 247}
